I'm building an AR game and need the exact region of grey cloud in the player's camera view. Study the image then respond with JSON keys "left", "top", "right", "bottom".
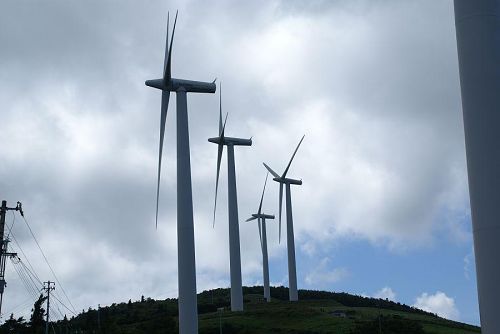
{"left": 0, "top": 0, "right": 470, "bottom": 320}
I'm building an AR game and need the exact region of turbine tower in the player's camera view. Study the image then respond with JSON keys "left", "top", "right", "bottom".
{"left": 454, "top": 1, "right": 500, "bottom": 333}
{"left": 209, "top": 87, "right": 252, "bottom": 311}
{"left": 246, "top": 173, "right": 275, "bottom": 302}
{"left": 145, "top": 11, "right": 216, "bottom": 334}
{"left": 263, "top": 135, "right": 305, "bottom": 302}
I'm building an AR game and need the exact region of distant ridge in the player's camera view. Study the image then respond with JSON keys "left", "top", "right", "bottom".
{"left": 1, "top": 286, "right": 480, "bottom": 334}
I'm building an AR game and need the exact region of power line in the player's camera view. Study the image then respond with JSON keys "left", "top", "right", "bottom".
{"left": 13, "top": 258, "right": 41, "bottom": 298}
{"left": 9, "top": 234, "right": 73, "bottom": 321}
{"left": 17, "top": 259, "right": 43, "bottom": 298}
{"left": 6, "top": 243, "right": 43, "bottom": 308}
{"left": 51, "top": 293, "right": 77, "bottom": 317}
{"left": 3, "top": 203, "right": 78, "bottom": 324}
{"left": 10, "top": 261, "right": 31, "bottom": 298}
{"left": 10, "top": 258, "right": 39, "bottom": 301}
{"left": 18, "top": 259, "right": 42, "bottom": 286}
{"left": 3, "top": 297, "right": 34, "bottom": 318}
{"left": 52, "top": 302, "right": 65, "bottom": 321}
{"left": 5, "top": 211, "right": 16, "bottom": 240}
{"left": 21, "top": 215, "right": 76, "bottom": 314}
{"left": 8, "top": 231, "right": 41, "bottom": 284}
{"left": 11, "top": 260, "right": 36, "bottom": 298}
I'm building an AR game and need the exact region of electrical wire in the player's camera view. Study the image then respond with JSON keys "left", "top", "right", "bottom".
{"left": 5, "top": 211, "right": 16, "bottom": 240}
{"left": 3, "top": 211, "right": 74, "bottom": 326}
{"left": 11, "top": 255, "right": 43, "bottom": 300}
{"left": 19, "top": 265, "right": 43, "bottom": 301}
{"left": 52, "top": 305, "right": 65, "bottom": 321}
{"left": 2, "top": 296, "right": 33, "bottom": 318}
{"left": 8, "top": 231, "right": 41, "bottom": 284}
{"left": 10, "top": 258, "right": 39, "bottom": 300}
{"left": 21, "top": 215, "right": 76, "bottom": 314}
{"left": 11, "top": 260, "right": 35, "bottom": 298}
{"left": 48, "top": 295, "right": 65, "bottom": 321}
{"left": 51, "top": 293, "right": 77, "bottom": 316}
{"left": 15, "top": 259, "right": 41, "bottom": 299}
{"left": 18, "top": 259, "right": 42, "bottom": 287}
{"left": 5, "top": 240, "right": 49, "bottom": 327}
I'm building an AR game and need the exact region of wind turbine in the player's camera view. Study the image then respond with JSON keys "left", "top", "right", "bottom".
{"left": 263, "top": 135, "right": 305, "bottom": 302}
{"left": 246, "top": 173, "right": 275, "bottom": 302}
{"left": 145, "top": 11, "right": 216, "bottom": 334}
{"left": 208, "top": 87, "right": 252, "bottom": 311}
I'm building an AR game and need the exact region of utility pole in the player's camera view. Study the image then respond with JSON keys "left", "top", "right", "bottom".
{"left": 44, "top": 281, "right": 55, "bottom": 334}
{"left": 0, "top": 200, "right": 21, "bottom": 318}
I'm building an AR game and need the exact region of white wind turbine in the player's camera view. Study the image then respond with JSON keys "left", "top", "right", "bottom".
{"left": 263, "top": 135, "right": 305, "bottom": 302}
{"left": 145, "top": 11, "right": 216, "bottom": 334}
{"left": 246, "top": 173, "right": 275, "bottom": 302}
{"left": 208, "top": 86, "right": 252, "bottom": 311}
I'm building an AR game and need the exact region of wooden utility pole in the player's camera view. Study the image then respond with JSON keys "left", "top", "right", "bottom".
{"left": 44, "top": 281, "right": 55, "bottom": 334}
{"left": 0, "top": 200, "right": 20, "bottom": 318}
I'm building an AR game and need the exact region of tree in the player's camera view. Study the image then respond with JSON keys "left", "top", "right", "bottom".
{"left": 30, "top": 294, "right": 48, "bottom": 334}
{"left": 2, "top": 313, "right": 28, "bottom": 333}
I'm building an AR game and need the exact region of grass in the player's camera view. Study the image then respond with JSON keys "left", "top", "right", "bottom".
{"left": 198, "top": 297, "right": 481, "bottom": 334}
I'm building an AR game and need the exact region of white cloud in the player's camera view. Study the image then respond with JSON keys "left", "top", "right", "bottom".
{"left": 373, "top": 287, "right": 396, "bottom": 301}
{"left": 304, "top": 258, "right": 349, "bottom": 285}
{"left": 463, "top": 250, "right": 475, "bottom": 281}
{"left": 414, "top": 291, "right": 460, "bottom": 321}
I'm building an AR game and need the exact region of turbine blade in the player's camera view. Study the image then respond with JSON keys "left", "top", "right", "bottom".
{"left": 213, "top": 142, "right": 224, "bottom": 227}
{"left": 246, "top": 216, "right": 257, "bottom": 222}
{"left": 164, "top": 10, "right": 178, "bottom": 80}
{"left": 278, "top": 182, "right": 283, "bottom": 243}
{"left": 258, "top": 218, "right": 263, "bottom": 249}
{"left": 263, "top": 163, "right": 279, "bottom": 178}
{"left": 219, "top": 83, "right": 223, "bottom": 136}
{"left": 221, "top": 112, "right": 228, "bottom": 138}
{"left": 156, "top": 90, "right": 170, "bottom": 229}
{"left": 282, "top": 134, "right": 305, "bottom": 178}
{"left": 258, "top": 172, "right": 269, "bottom": 214}
{"left": 162, "top": 12, "right": 169, "bottom": 78}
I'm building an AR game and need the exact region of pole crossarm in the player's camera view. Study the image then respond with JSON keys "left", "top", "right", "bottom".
{"left": 0, "top": 201, "right": 24, "bottom": 217}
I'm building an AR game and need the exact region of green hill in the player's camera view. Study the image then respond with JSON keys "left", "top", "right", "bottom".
{"left": 1, "top": 286, "right": 481, "bottom": 333}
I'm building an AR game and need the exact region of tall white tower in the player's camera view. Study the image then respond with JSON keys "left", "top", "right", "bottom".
{"left": 454, "top": 1, "right": 500, "bottom": 333}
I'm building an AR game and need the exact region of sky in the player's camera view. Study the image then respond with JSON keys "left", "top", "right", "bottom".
{"left": 0, "top": 0, "right": 480, "bottom": 327}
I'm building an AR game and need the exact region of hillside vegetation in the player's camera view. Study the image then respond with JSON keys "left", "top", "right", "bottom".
{"left": 1, "top": 286, "right": 481, "bottom": 333}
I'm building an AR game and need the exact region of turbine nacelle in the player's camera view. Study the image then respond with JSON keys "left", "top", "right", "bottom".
{"left": 250, "top": 213, "right": 275, "bottom": 220}
{"left": 208, "top": 136, "right": 252, "bottom": 146}
{"left": 145, "top": 78, "right": 216, "bottom": 93}
{"left": 272, "top": 177, "right": 302, "bottom": 185}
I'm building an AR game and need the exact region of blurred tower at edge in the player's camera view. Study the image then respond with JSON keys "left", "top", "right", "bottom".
{"left": 454, "top": 1, "right": 500, "bottom": 333}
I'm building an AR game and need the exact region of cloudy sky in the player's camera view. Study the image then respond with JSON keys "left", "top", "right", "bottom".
{"left": 0, "top": 0, "right": 479, "bottom": 326}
